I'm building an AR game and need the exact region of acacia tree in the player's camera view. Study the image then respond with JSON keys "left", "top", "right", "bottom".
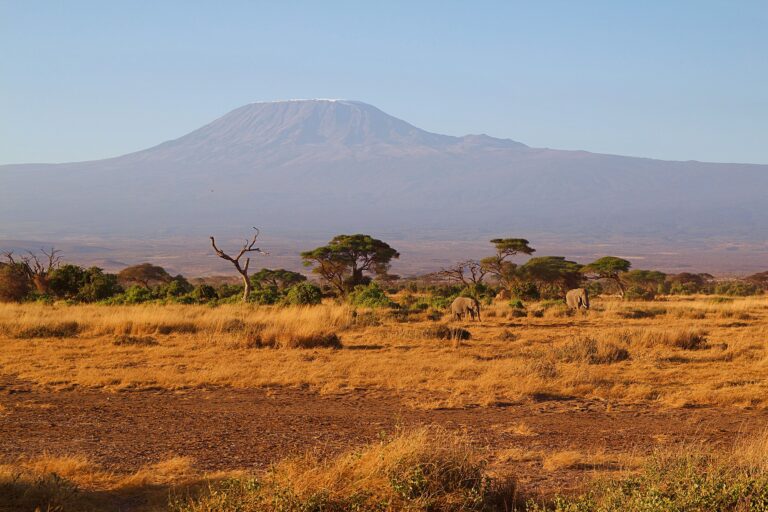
{"left": 480, "top": 238, "right": 535, "bottom": 289}
{"left": 520, "top": 256, "right": 583, "bottom": 296}
{"left": 620, "top": 270, "right": 667, "bottom": 299}
{"left": 210, "top": 228, "right": 267, "bottom": 302}
{"left": 118, "top": 263, "right": 172, "bottom": 289}
{"left": 301, "top": 234, "right": 399, "bottom": 296}
{"left": 2, "top": 248, "right": 62, "bottom": 294}
{"left": 582, "top": 256, "right": 631, "bottom": 297}
{"left": 250, "top": 268, "right": 306, "bottom": 292}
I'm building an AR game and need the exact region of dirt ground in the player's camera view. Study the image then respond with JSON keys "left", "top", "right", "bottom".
{"left": 2, "top": 376, "right": 765, "bottom": 498}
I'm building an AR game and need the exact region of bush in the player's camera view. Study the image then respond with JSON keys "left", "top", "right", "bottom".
{"left": 118, "top": 285, "right": 154, "bottom": 304}
{"left": 77, "top": 268, "right": 122, "bottom": 302}
{"left": 511, "top": 281, "right": 540, "bottom": 300}
{"left": 282, "top": 282, "right": 323, "bottom": 306}
{"left": 191, "top": 284, "right": 218, "bottom": 302}
{"left": 47, "top": 264, "right": 87, "bottom": 299}
{"left": 159, "top": 276, "right": 194, "bottom": 298}
{"left": 0, "top": 264, "right": 31, "bottom": 302}
{"left": 249, "top": 286, "right": 281, "bottom": 305}
{"left": 714, "top": 281, "right": 762, "bottom": 296}
{"left": 216, "top": 283, "right": 243, "bottom": 299}
{"left": 624, "top": 285, "right": 656, "bottom": 301}
{"left": 349, "top": 282, "right": 396, "bottom": 308}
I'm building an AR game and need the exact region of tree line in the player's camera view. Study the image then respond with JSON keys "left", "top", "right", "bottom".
{"left": 1, "top": 234, "right": 767, "bottom": 305}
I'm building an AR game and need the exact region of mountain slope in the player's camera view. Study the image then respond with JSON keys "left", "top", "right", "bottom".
{"left": 1, "top": 99, "right": 767, "bottom": 243}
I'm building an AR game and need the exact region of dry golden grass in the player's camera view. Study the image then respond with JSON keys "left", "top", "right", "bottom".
{"left": 0, "top": 453, "right": 234, "bottom": 512}
{"left": 0, "top": 295, "right": 766, "bottom": 407}
{"left": 4, "top": 428, "right": 768, "bottom": 512}
{"left": 0, "top": 429, "right": 516, "bottom": 512}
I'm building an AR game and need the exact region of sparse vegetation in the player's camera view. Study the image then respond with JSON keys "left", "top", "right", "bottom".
{"left": 2, "top": 237, "right": 768, "bottom": 509}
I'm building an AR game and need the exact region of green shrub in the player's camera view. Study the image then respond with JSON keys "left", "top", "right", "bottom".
{"left": 282, "top": 282, "right": 323, "bottom": 306}
{"left": 119, "top": 285, "right": 154, "bottom": 304}
{"left": 77, "top": 268, "right": 122, "bottom": 302}
{"left": 159, "top": 276, "right": 194, "bottom": 298}
{"left": 511, "top": 281, "right": 540, "bottom": 300}
{"left": 249, "top": 286, "right": 281, "bottom": 305}
{"left": 349, "top": 282, "right": 396, "bottom": 308}
{"left": 714, "top": 281, "right": 762, "bottom": 296}
{"left": 624, "top": 285, "right": 656, "bottom": 301}
{"left": 48, "top": 264, "right": 87, "bottom": 299}
{"left": 191, "top": 284, "right": 218, "bottom": 301}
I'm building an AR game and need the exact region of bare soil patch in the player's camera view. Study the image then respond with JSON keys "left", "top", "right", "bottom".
{"left": 1, "top": 376, "right": 764, "bottom": 498}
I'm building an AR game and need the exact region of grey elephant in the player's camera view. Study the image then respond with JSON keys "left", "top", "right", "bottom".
{"left": 565, "top": 288, "right": 590, "bottom": 309}
{"left": 450, "top": 296, "right": 481, "bottom": 321}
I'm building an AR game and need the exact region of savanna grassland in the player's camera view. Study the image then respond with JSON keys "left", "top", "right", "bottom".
{"left": 2, "top": 295, "right": 768, "bottom": 511}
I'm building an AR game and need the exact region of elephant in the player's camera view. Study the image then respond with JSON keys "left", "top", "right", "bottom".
{"left": 451, "top": 296, "right": 481, "bottom": 321}
{"left": 565, "top": 288, "right": 590, "bottom": 310}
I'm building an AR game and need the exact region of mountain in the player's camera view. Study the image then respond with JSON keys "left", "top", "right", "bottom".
{"left": 2, "top": 99, "right": 768, "bottom": 249}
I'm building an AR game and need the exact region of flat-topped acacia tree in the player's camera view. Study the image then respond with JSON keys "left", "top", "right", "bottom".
{"left": 301, "top": 234, "right": 399, "bottom": 296}
{"left": 582, "top": 256, "right": 632, "bottom": 297}
{"left": 210, "top": 228, "right": 267, "bottom": 302}
{"left": 480, "top": 238, "right": 535, "bottom": 290}
{"left": 117, "top": 263, "right": 171, "bottom": 289}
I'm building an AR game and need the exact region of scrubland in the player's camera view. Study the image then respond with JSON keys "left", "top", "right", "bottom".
{"left": 1, "top": 295, "right": 766, "bottom": 407}
{"left": 1, "top": 294, "right": 768, "bottom": 511}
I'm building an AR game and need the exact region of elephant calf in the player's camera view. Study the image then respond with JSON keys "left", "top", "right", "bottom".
{"left": 451, "top": 296, "right": 481, "bottom": 321}
{"left": 565, "top": 288, "right": 590, "bottom": 309}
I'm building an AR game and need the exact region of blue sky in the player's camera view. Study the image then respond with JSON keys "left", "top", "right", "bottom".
{"left": 1, "top": 1, "right": 766, "bottom": 164}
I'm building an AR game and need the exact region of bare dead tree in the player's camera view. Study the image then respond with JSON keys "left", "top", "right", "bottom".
{"left": 433, "top": 260, "right": 488, "bottom": 292}
{"left": 2, "top": 247, "right": 62, "bottom": 294}
{"left": 210, "top": 228, "right": 267, "bottom": 302}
